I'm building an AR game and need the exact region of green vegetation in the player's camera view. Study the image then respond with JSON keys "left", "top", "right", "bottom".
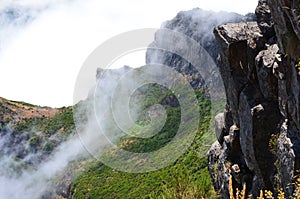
{"left": 70, "top": 84, "right": 222, "bottom": 199}
{"left": 29, "top": 134, "right": 41, "bottom": 147}
{"left": 0, "top": 83, "right": 225, "bottom": 198}
{"left": 71, "top": 156, "right": 215, "bottom": 199}
{"left": 0, "top": 101, "right": 75, "bottom": 161}
{"left": 15, "top": 106, "right": 75, "bottom": 141}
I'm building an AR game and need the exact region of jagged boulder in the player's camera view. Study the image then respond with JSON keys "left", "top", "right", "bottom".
{"left": 206, "top": 0, "right": 300, "bottom": 197}
{"left": 213, "top": 22, "right": 264, "bottom": 124}
{"left": 208, "top": 0, "right": 300, "bottom": 197}
{"left": 215, "top": 113, "right": 226, "bottom": 144}
{"left": 255, "top": 44, "right": 280, "bottom": 100}
{"left": 268, "top": 0, "right": 300, "bottom": 59}
{"left": 255, "top": 0, "right": 274, "bottom": 38}
{"left": 267, "top": 0, "right": 300, "bottom": 195}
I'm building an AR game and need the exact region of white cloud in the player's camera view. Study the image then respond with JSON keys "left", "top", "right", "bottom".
{"left": 0, "top": 0, "right": 258, "bottom": 107}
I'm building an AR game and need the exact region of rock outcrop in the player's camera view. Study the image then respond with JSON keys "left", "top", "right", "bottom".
{"left": 208, "top": 0, "right": 300, "bottom": 197}
{"left": 146, "top": 8, "right": 255, "bottom": 91}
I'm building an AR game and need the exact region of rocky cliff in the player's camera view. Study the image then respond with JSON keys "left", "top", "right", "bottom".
{"left": 208, "top": 0, "right": 300, "bottom": 197}
{"left": 146, "top": 8, "right": 255, "bottom": 92}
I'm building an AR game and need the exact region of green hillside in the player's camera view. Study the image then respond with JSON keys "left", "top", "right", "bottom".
{"left": 70, "top": 84, "right": 221, "bottom": 199}
{"left": 0, "top": 82, "right": 223, "bottom": 198}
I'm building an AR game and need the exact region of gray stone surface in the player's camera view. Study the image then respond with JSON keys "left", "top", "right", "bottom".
{"left": 208, "top": 0, "right": 300, "bottom": 197}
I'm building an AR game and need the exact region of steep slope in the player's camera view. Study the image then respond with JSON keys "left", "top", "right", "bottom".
{"left": 208, "top": 0, "right": 300, "bottom": 198}
{"left": 0, "top": 97, "right": 75, "bottom": 198}
{"left": 0, "top": 97, "right": 57, "bottom": 124}
{"left": 1, "top": 5, "right": 284, "bottom": 199}
{"left": 71, "top": 80, "right": 215, "bottom": 198}
{"left": 146, "top": 8, "right": 254, "bottom": 92}
{"left": 0, "top": 97, "right": 74, "bottom": 159}
{"left": 69, "top": 9, "right": 257, "bottom": 199}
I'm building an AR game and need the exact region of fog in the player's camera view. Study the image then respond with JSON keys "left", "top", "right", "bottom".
{"left": 0, "top": 0, "right": 258, "bottom": 107}
{"left": 0, "top": 108, "right": 115, "bottom": 198}
{"left": 0, "top": 0, "right": 259, "bottom": 198}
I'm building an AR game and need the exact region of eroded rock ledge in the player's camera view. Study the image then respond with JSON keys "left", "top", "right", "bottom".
{"left": 208, "top": 0, "right": 300, "bottom": 198}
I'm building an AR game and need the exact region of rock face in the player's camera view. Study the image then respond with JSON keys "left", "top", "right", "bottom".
{"left": 208, "top": 0, "right": 300, "bottom": 197}
{"left": 146, "top": 8, "right": 255, "bottom": 91}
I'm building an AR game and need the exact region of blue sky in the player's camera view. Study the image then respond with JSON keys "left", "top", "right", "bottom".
{"left": 0, "top": 0, "right": 258, "bottom": 107}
